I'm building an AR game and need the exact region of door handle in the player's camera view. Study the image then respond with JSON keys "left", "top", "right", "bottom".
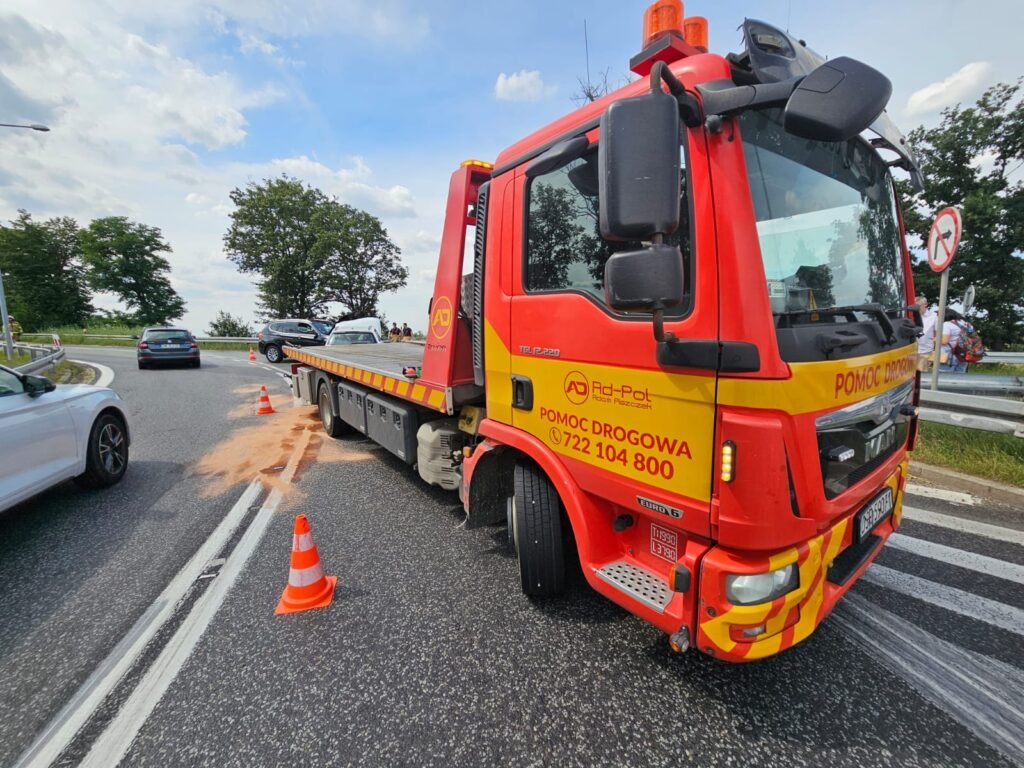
{"left": 511, "top": 375, "right": 533, "bottom": 410}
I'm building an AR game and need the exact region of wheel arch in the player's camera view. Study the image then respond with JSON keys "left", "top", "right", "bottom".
{"left": 474, "top": 419, "right": 599, "bottom": 567}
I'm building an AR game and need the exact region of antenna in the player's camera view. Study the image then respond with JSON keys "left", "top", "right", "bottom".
{"left": 584, "top": 19, "right": 591, "bottom": 91}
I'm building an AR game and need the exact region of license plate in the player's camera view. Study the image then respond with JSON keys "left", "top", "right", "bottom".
{"left": 856, "top": 488, "right": 894, "bottom": 542}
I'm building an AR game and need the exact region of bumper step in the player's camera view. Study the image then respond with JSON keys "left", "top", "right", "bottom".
{"left": 595, "top": 561, "right": 671, "bottom": 613}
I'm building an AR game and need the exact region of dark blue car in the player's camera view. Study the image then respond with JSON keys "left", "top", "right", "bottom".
{"left": 137, "top": 327, "right": 200, "bottom": 369}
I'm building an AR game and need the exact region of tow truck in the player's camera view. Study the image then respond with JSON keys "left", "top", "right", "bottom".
{"left": 287, "top": 0, "right": 924, "bottom": 661}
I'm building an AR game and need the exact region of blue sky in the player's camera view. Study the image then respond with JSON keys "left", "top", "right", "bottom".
{"left": 1, "top": 0, "right": 1020, "bottom": 333}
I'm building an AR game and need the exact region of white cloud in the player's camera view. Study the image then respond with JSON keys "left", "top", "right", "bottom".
{"left": 494, "top": 70, "right": 556, "bottom": 102}
{"left": 237, "top": 30, "right": 279, "bottom": 56}
{"left": 262, "top": 155, "right": 416, "bottom": 218}
{"left": 905, "top": 62, "right": 993, "bottom": 116}
{"left": 0, "top": 7, "right": 425, "bottom": 332}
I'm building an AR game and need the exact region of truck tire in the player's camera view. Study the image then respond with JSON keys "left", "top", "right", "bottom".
{"left": 318, "top": 382, "right": 349, "bottom": 438}
{"left": 74, "top": 412, "right": 129, "bottom": 489}
{"left": 512, "top": 461, "right": 566, "bottom": 597}
{"left": 264, "top": 344, "right": 282, "bottom": 363}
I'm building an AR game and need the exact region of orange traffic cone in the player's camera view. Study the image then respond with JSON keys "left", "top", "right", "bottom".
{"left": 256, "top": 385, "right": 274, "bottom": 415}
{"left": 248, "top": 346, "right": 256, "bottom": 361}
{"left": 276, "top": 515, "right": 337, "bottom": 615}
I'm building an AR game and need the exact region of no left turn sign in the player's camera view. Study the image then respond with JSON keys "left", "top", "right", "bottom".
{"left": 927, "top": 207, "right": 961, "bottom": 273}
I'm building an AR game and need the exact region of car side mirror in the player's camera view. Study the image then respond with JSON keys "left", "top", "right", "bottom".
{"left": 604, "top": 244, "right": 685, "bottom": 313}
{"left": 23, "top": 374, "right": 56, "bottom": 397}
{"left": 784, "top": 57, "right": 891, "bottom": 142}
{"left": 598, "top": 88, "right": 680, "bottom": 240}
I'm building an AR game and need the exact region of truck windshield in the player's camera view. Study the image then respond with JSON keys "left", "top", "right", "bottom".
{"left": 740, "top": 108, "right": 905, "bottom": 316}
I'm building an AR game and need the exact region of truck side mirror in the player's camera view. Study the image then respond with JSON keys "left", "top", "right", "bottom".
{"left": 604, "top": 244, "right": 685, "bottom": 312}
{"left": 598, "top": 88, "right": 680, "bottom": 240}
{"left": 784, "top": 56, "right": 891, "bottom": 142}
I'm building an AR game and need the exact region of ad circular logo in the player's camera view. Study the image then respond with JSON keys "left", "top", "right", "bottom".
{"left": 430, "top": 295, "right": 453, "bottom": 340}
{"left": 563, "top": 370, "right": 589, "bottom": 405}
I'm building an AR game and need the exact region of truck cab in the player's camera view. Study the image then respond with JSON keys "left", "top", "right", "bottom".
{"left": 453, "top": 12, "right": 922, "bottom": 661}
{"left": 291, "top": 4, "right": 923, "bottom": 662}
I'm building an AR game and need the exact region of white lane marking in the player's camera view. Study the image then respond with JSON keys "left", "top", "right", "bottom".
{"left": 904, "top": 483, "right": 976, "bottom": 506}
{"left": 80, "top": 427, "right": 312, "bottom": 768}
{"left": 902, "top": 505, "right": 1024, "bottom": 546}
{"left": 69, "top": 359, "right": 115, "bottom": 388}
{"left": 835, "top": 593, "right": 1024, "bottom": 766}
{"left": 12, "top": 479, "right": 264, "bottom": 768}
{"left": 861, "top": 564, "right": 1024, "bottom": 635}
{"left": 887, "top": 533, "right": 1024, "bottom": 584}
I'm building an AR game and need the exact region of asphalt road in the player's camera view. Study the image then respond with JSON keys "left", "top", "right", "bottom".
{"left": 1, "top": 347, "right": 1022, "bottom": 767}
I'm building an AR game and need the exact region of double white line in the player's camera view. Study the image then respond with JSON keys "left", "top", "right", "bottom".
{"left": 14, "top": 429, "right": 311, "bottom": 768}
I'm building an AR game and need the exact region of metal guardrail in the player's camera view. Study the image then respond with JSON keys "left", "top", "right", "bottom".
{"left": 21, "top": 333, "right": 258, "bottom": 343}
{"left": 10, "top": 343, "right": 66, "bottom": 375}
{"left": 920, "top": 389, "right": 1023, "bottom": 438}
{"left": 936, "top": 373, "right": 1024, "bottom": 396}
{"left": 983, "top": 351, "right": 1024, "bottom": 364}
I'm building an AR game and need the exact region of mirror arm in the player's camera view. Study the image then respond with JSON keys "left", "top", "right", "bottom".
{"left": 650, "top": 61, "right": 702, "bottom": 128}
{"left": 697, "top": 78, "right": 801, "bottom": 120}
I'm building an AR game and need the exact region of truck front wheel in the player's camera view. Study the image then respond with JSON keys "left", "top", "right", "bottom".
{"left": 512, "top": 461, "right": 566, "bottom": 597}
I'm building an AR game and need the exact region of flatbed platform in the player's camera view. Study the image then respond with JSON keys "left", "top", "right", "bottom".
{"left": 284, "top": 343, "right": 451, "bottom": 413}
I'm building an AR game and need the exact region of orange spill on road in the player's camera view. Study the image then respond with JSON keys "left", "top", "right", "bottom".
{"left": 194, "top": 395, "right": 372, "bottom": 498}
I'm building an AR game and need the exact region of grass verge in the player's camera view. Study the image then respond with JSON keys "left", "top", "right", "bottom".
{"left": 51, "top": 359, "right": 96, "bottom": 384}
{"left": 914, "top": 421, "right": 1024, "bottom": 488}
{"left": 968, "top": 362, "right": 1024, "bottom": 376}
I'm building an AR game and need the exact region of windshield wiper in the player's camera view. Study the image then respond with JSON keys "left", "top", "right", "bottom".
{"left": 775, "top": 303, "right": 897, "bottom": 344}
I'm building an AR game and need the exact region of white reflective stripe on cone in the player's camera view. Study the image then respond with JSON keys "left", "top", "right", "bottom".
{"left": 292, "top": 532, "right": 315, "bottom": 552}
{"left": 289, "top": 563, "right": 325, "bottom": 587}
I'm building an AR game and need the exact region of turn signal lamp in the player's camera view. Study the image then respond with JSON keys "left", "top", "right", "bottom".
{"left": 720, "top": 441, "right": 735, "bottom": 483}
{"left": 642, "top": 0, "right": 684, "bottom": 48}
{"left": 682, "top": 16, "right": 708, "bottom": 51}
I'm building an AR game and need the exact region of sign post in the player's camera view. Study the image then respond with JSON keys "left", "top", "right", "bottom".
{"left": 926, "top": 207, "right": 962, "bottom": 391}
{"left": 0, "top": 269, "right": 13, "bottom": 361}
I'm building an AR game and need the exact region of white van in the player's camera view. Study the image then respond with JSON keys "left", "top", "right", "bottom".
{"left": 326, "top": 317, "right": 383, "bottom": 345}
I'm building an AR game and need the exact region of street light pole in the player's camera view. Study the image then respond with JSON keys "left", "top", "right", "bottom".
{"left": 0, "top": 269, "right": 13, "bottom": 360}
{"left": 0, "top": 123, "right": 50, "bottom": 132}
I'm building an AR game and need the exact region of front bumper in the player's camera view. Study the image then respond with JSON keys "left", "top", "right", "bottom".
{"left": 695, "top": 461, "right": 905, "bottom": 662}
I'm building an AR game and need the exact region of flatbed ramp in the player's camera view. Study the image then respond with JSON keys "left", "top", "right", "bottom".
{"left": 284, "top": 343, "right": 451, "bottom": 413}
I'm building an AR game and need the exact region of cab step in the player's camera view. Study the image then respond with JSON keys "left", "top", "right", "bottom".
{"left": 595, "top": 561, "right": 671, "bottom": 613}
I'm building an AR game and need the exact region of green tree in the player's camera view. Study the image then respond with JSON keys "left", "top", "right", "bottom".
{"left": 896, "top": 80, "right": 1024, "bottom": 349}
{"left": 207, "top": 310, "right": 253, "bottom": 337}
{"left": 80, "top": 217, "right": 186, "bottom": 325}
{"left": 224, "top": 176, "right": 406, "bottom": 318}
{"left": 313, "top": 201, "right": 408, "bottom": 318}
{"left": 0, "top": 211, "right": 93, "bottom": 331}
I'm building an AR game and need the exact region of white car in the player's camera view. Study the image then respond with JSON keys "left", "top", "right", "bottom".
{"left": 0, "top": 364, "right": 130, "bottom": 513}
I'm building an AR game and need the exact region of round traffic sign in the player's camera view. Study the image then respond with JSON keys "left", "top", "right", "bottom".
{"left": 927, "top": 207, "right": 961, "bottom": 273}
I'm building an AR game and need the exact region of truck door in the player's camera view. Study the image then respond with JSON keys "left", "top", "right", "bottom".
{"left": 507, "top": 133, "right": 719, "bottom": 535}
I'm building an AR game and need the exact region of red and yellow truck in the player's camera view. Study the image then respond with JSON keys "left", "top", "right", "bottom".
{"left": 287, "top": 2, "right": 925, "bottom": 661}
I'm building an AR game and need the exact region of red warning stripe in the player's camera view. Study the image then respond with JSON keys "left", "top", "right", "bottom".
{"left": 283, "top": 346, "right": 450, "bottom": 413}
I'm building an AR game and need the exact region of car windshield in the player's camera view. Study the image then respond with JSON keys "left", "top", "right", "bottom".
{"left": 311, "top": 321, "right": 333, "bottom": 335}
{"left": 329, "top": 332, "right": 375, "bottom": 344}
{"left": 146, "top": 330, "right": 191, "bottom": 341}
{"left": 740, "top": 108, "right": 905, "bottom": 315}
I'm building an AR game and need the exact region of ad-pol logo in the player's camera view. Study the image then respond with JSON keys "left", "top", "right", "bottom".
{"left": 562, "top": 370, "right": 652, "bottom": 410}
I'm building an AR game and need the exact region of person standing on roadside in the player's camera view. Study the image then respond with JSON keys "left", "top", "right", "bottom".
{"left": 389, "top": 323, "right": 401, "bottom": 342}
{"left": 6, "top": 315, "right": 21, "bottom": 343}
{"left": 938, "top": 308, "right": 968, "bottom": 374}
{"left": 915, "top": 295, "right": 936, "bottom": 372}
{"left": 401, "top": 323, "right": 412, "bottom": 341}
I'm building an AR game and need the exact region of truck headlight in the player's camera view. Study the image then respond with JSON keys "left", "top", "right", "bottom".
{"left": 725, "top": 564, "right": 799, "bottom": 605}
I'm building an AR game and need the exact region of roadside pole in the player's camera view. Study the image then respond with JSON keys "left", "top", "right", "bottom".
{"left": 930, "top": 270, "right": 949, "bottom": 391}
{"left": 926, "top": 207, "right": 962, "bottom": 391}
{"left": 0, "top": 269, "right": 13, "bottom": 361}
